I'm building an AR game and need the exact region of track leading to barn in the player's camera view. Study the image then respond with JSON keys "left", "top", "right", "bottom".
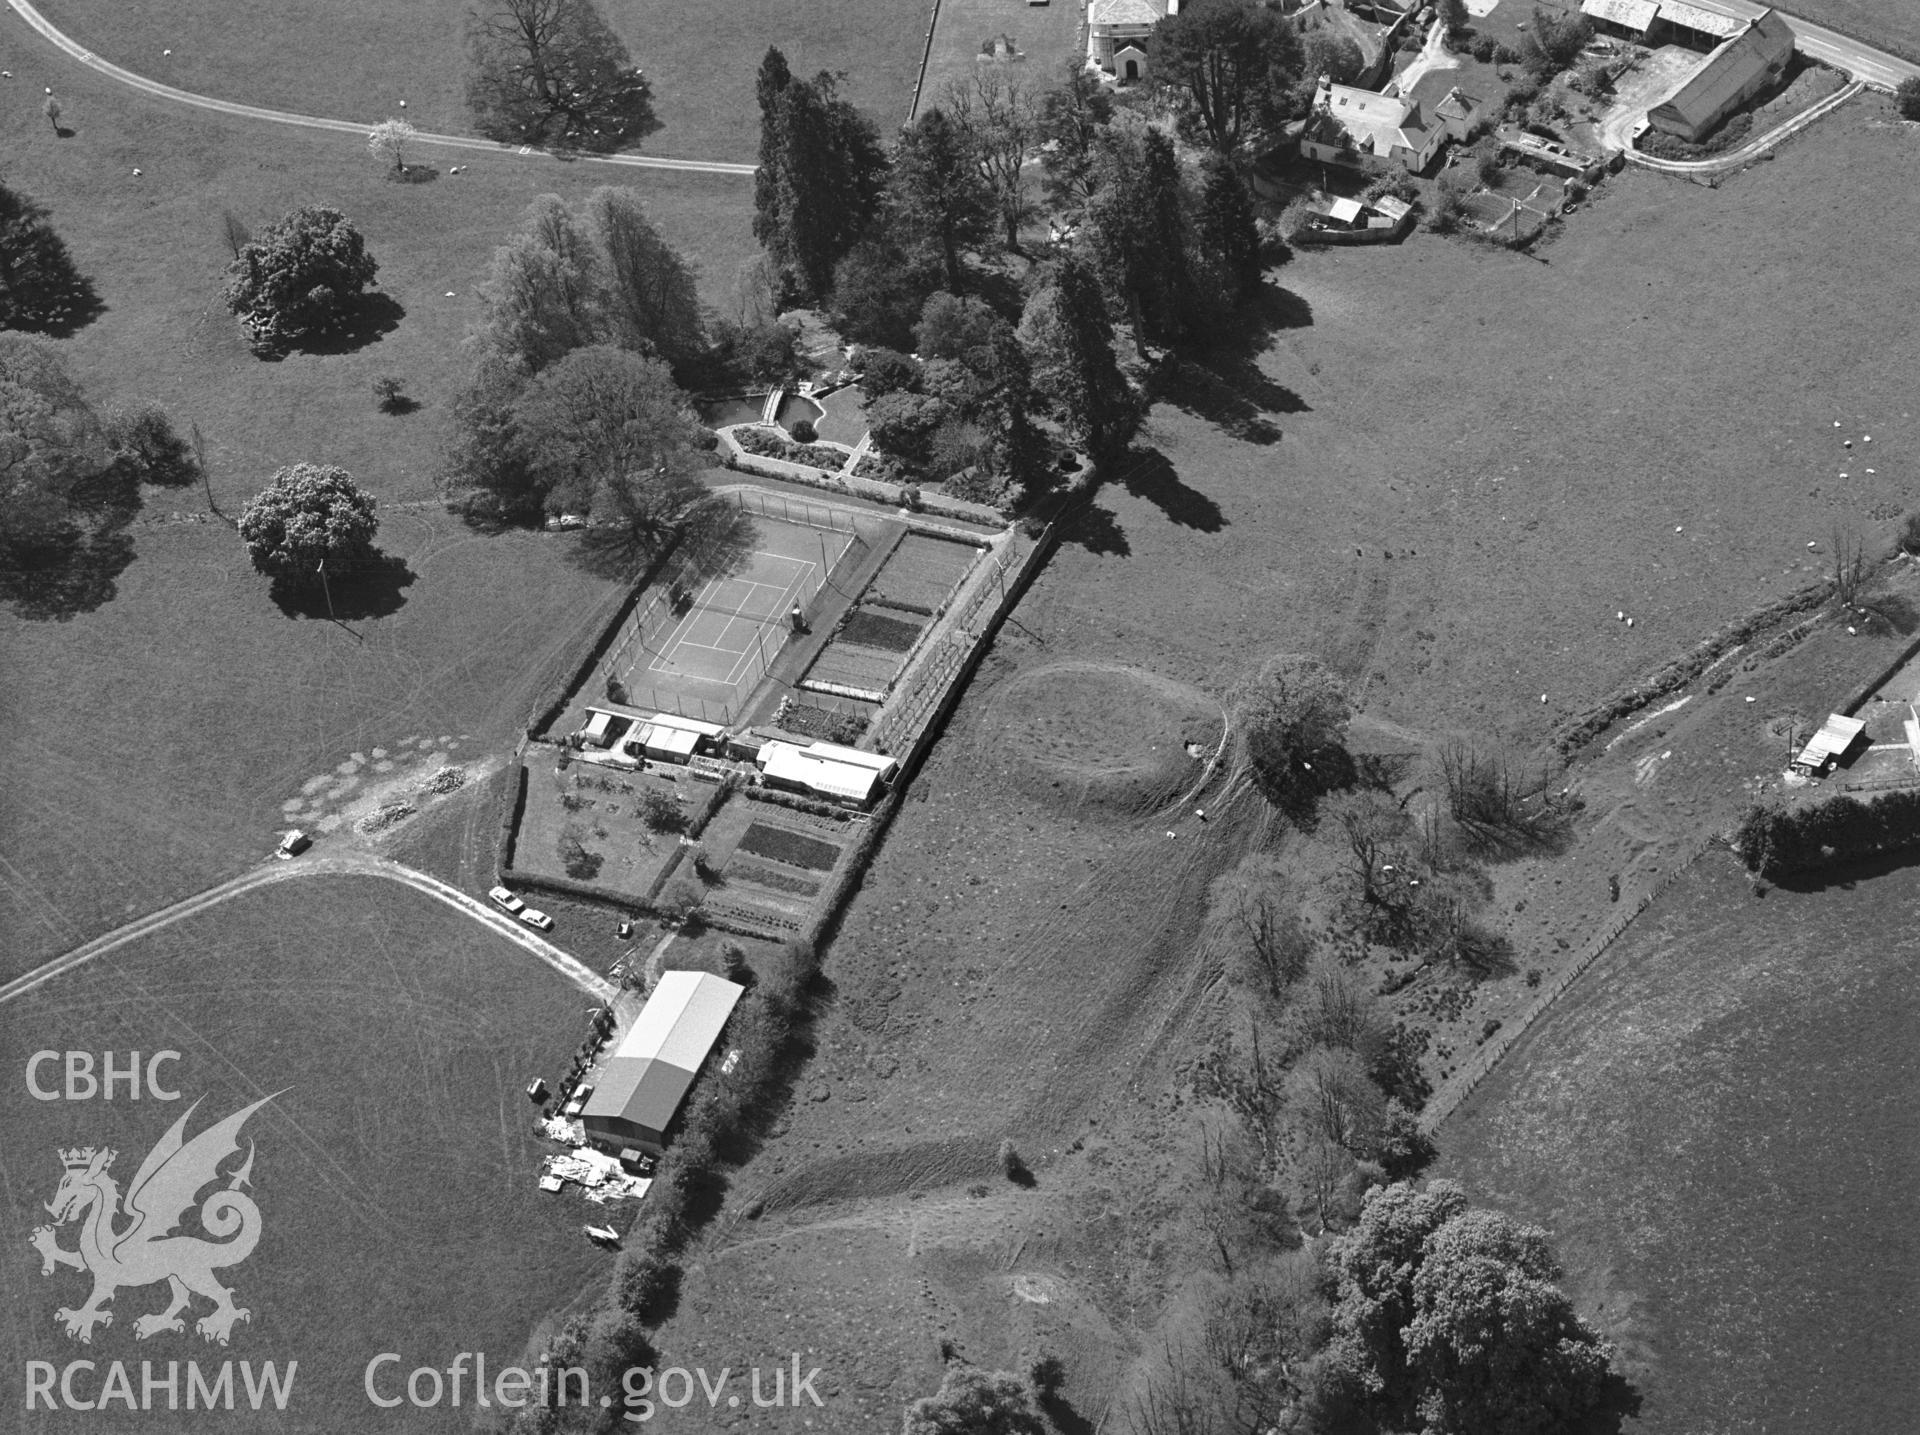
{"left": 0, "top": 854, "right": 617, "bottom": 1008}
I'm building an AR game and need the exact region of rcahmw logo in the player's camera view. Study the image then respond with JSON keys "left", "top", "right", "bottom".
{"left": 22, "top": 1066, "right": 296, "bottom": 1412}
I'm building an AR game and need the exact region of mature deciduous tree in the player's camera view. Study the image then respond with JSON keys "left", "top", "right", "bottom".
{"left": 1406, "top": 1210, "right": 1617, "bottom": 1435}
{"left": 0, "top": 338, "right": 116, "bottom": 552}
{"left": 472, "top": 194, "right": 607, "bottom": 377}
{"left": 1326, "top": 789, "right": 1413, "bottom": 906}
{"left": 1520, "top": 4, "right": 1593, "bottom": 80}
{"left": 1235, "top": 653, "right": 1353, "bottom": 813}
{"left": 1899, "top": 75, "right": 1920, "bottom": 121}
{"left": 1210, "top": 854, "right": 1311, "bottom": 996}
{"left": 222, "top": 206, "right": 379, "bottom": 350}
{"left": 464, "top": 0, "right": 656, "bottom": 151}
{"left": 238, "top": 463, "right": 378, "bottom": 587}
{"left": 945, "top": 70, "right": 1035, "bottom": 250}
{"left": 511, "top": 343, "right": 702, "bottom": 504}
{"left": 830, "top": 238, "right": 939, "bottom": 349}
{"left": 1015, "top": 254, "right": 1137, "bottom": 459}
{"left": 903, "top": 1364, "right": 1048, "bottom": 1435}
{"left": 1288, "top": 1045, "right": 1386, "bottom": 1155}
{"left": 1298, "top": 28, "right": 1366, "bottom": 100}
{"left": 889, "top": 107, "right": 993, "bottom": 293}
{"left": 1324, "top": 1183, "right": 1621, "bottom": 1434}
{"left": 1148, "top": 0, "right": 1304, "bottom": 153}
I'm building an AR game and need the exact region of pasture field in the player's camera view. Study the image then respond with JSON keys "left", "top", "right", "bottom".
{"left": 1437, "top": 851, "right": 1920, "bottom": 1435}
{"left": 29, "top": 0, "right": 922, "bottom": 160}
{"left": 1778, "top": 0, "right": 1920, "bottom": 58}
{"left": 0, "top": 876, "right": 603, "bottom": 1433}
{"left": 0, "top": 511, "right": 622, "bottom": 979}
{"left": 0, "top": 60, "right": 756, "bottom": 508}
{"left": 647, "top": 101, "right": 1920, "bottom": 1421}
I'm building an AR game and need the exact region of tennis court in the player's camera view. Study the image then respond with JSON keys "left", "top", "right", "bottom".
{"left": 611, "top": 513, "right": 861, "bottom": 719}
{"left": 649, "top": 552, "right": 819, "bottom": 687}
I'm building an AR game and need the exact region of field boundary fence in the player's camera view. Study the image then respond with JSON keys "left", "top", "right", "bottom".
{"left": 1419, "top": 837, "right": 1717, "bottom": 1133}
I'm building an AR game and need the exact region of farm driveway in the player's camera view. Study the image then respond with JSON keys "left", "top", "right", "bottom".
{"left": 4, "top": 0, "right": 756, "bottom": 175}
{"left": 0, "top": 854, "right": 616, "bottom": 1008}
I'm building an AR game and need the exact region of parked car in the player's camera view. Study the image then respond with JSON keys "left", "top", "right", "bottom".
{"left": 520, "top": 908, "right": 555, "bottom": 932}
{"left": 276, "top": 830, "right": 311, "bottom": 859}
{"left": 488, "top": 885, "right": 525, "bottom": 915}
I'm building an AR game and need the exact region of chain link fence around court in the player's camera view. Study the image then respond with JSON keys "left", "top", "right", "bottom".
{"left": 591, "top": 491, "right": 860, "bottom": 725}
{"left": 728, "top": 486, "right": 858, "bottom": 532}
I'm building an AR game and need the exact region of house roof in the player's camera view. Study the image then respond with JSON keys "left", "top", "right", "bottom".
{"left": 635, "top": 723, "right": 700, "bottom": 757}
{"left": 1656, "top": 0, "right": 1745, "bottom": 38}
{"left": 1314, "top": 80, "right": 1437, "bottom": 159}
{"left": 1433, "top": 86, "right": 1480, "bottom": 121}
{"left": 758, "top": 740, "right": 885, "bottom": 803}
{"left": 1649, "top": 10, "right": 1794, "bottom": 128}
{"left": 643, "top": 712, "right": 726, "bottom": 738}
{"left": 1327, "top": 197, "right": 1365, "bottom": 224}
{"left": 1580, "top": 0, "right": 1658, "bottom": 30}
{"left": 1089, "top": 0, "right": 1163, "bottom": 27}
{"left": 1371, "top": 195, "right": 1413, "bottom": 221}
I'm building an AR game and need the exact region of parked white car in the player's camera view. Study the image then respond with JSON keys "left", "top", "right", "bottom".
{"left": 520, "top": 908, "right": 555, "bottom": 932}
{"left": 488, "top": 885, "right": 525, "bottom": 915}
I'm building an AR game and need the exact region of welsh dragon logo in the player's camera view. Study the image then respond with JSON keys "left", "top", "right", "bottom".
{"left": 28, "top": 1094, "right": 278, "bottom": 1346}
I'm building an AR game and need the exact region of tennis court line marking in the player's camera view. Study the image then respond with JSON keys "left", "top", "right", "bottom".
{"left": 644, "top": 553, "right": 817, "bottom": 685}
{"left": 718, "top": 559, "right": 817, "bottom": 685}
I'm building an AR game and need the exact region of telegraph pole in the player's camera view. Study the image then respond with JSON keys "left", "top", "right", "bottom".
{"left": 318, "top": 558, "right": 336, "bottom": 622}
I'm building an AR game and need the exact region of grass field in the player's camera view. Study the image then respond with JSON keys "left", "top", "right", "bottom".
{"left": 29, "top": 0, "right": 923, "bottom": 160}
{"left": 644, "top": 99, "right": 1920, "bottom": 1425}
{"left": 0, "top": 876, "right": 602, "bottom": 1432}
{"left": 0, "top": 512, "right": 621, "bottom": 979}
{"left": 1777, "top": 0, "right": 1920, "bottom": 59}
{"left": 0, "top": 61, "right": 757, "bottom": 509}
{"left": 1437, "top": 851, "right": 1920, "bottom": 1435}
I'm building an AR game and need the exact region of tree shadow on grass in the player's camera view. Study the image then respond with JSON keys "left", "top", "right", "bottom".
{"left": 389, "top": 164, "right": 439, "bottom": 185}
{"left": 266, "top": 550, "right": 416, "bottom": 619}
{"left": 0, "top": 466, "right": 143, "bottom": 620}
{"left": 1111, "top": 447, "right": 1226, "bottom": 534}
{"left": 2, "top": 252, "right": 106, "bottom": 338}
{"left": 1159, "top": 283, "right": 1313, "bottom": 444}
{"left": 257, "top": 292, "right": 406, "bottom": 359}
{"left": 1063, "top": 499, "right": 1129, "bottom": 557}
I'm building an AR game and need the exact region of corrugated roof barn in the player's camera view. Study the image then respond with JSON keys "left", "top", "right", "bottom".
{"left": 581, "top": 972, "right": 744, "bottom": 1154}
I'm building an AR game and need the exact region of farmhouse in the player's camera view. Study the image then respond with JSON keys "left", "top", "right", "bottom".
{"left": 756, "top": 739, "right": 898, "bottom": 808}
{"left": 580, "top": 971, "right": 744, "bottom": 1155}
{"left": 1088, "top": 0, "right": 1177, "bottom": 81}
{"left": 1646, "top": 8, "right": 1793, "bottom": 141}
{"left": 1298, "top": 77, "right": 1444, "bottom": 173}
